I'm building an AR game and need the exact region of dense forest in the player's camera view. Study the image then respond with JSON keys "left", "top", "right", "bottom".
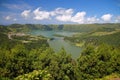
{"left": 0, "top": 24, "right": 120, "bottom": 80}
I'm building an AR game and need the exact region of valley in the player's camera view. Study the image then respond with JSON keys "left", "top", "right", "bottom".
{"left": 0, "top": 23, "right": 120, "bottom": 80}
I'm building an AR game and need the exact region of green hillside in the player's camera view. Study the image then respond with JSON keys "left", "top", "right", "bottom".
{"left": 0, "top": 24, "right": 120, "bottom": 80}
{"left": 7, "top": 23, "right": 120, "bottom": 32}
{"left": 64, "top": 28, "right": 120, "bottom": 47}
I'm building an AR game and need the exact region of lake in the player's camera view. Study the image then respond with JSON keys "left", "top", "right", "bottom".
{"left": 29, "top": 30, "right": 82, "bottom": 58}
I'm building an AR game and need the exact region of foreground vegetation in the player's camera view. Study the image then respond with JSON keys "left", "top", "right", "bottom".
{"left": 0, "top": 24, "right": 120, "bottom": 80}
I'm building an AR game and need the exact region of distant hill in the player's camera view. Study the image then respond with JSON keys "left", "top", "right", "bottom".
{"left": 5, "top": 23, "right": 120, "bottom": 32}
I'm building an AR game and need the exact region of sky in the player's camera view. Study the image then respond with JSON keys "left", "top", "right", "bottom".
{"left": 0, "top": 0, "right": 120, "bottom": 24}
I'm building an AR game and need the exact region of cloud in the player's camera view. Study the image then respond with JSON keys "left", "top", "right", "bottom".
{"left": 101, "top": 14, "right": 112, "bottom": 21}
{"left": 21, "top": 10, "right": 31, "bottom": 18}
{"left": 87, "top": 16, "right": 99, "bottom": 23}
{"left": 32, "top": 7, "right": 99, "bottom": 24}
{"left": 53, "top": 8, "right": 87, "bottom": 23}
{"left": 56, "top": 15, "right": 72, "bottom": 22}
{"left": 13, "top": 18, "right": 17, "bottom": 21}
{"left": 33, "top": 8, "right": 50, "bottom": 20}
{"left": 50, "top": 8, "right": 73, "bottom": 16}
{"left": 4, "top": 16, "right": 11, "bottom": 20}
{"left": 2, "top": 3, "right": 31, "bottom": 10}
{"left": 71, "top": 12, "right": 86, "bottom": 23}
{"left": 4, "top": 15, "right": 17, "bottom": 21}
{"left": 55, "top": 11, "right": 100, "bottom": 24}
{"left": 55, "top": 8, "right": 73, "bottom": 22}
{"left": 115, "top": 16, "right": 120, "bottom": 23}
{"left": 54, "top": 8, "right": 73, "bottom": 15}
{"left": 6, "top": 7, "right": 117, "bottom": 24}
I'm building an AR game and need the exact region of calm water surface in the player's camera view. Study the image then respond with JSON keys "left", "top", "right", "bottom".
{"left": 29, "top": 30, "right": 82, "bottom": 58}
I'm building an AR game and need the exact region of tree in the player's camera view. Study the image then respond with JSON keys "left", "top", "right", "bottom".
{"left": 15, "top": 70, "right": 51, "bottom": 80}
{"left": 77, "top": 44, "right": 120, "bottom": 80}
{"left": 46, "top": 48, "right": 77, "bottom": 80}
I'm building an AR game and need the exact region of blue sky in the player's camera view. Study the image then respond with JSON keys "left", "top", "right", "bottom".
{"left": 0, "top": 0, "right": 120, "bottom": 24}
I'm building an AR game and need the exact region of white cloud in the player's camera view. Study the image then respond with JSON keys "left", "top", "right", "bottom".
{"left": 33, "top": 8, "right": 50, "bottom": 20}
{"left": 115, "top": 16, "right": 120, "bottom": 23}
{"left": 21, "top": 10, "right": 31, "bottom": 18}
{"left": 65, "top": 9, "right": 74, "bottom": 15}
{"left": 54, "top": 9, "right": 99, "bottom": 24}
{"left": 71, "top": 12, "right": 86, "bottom": 23}
{"left": 54, "top": 8, "right": 65, "bottom": 15}
{"left": 50, "top": 11, "right": 56, "bottom": 16}
{"left": 55, "top": 8, "right": 73, "bottom": 22}
{"left": 87, "top": 16, "right": 99, "bottom": 23}
{"left": 5, "top": 16, "right": 11, "bottom": 20}
{"left": 54, "top": 8, "right": 73, "bottom": 15}
{"left": 53, "top": 9, "right": 98, "bottom": 24}
{"left": 4, "top": 15, "right": 17, "bottom": 21}
{"left": 56, "top": 15, "right": 72, "bottom": 22}
{"left": 19, "top": 7, "right": 117, "bottom": 24}
{"left": 101, "top": 14, "right": 112, "bottom": 21}
{"left": 53, "top": 8, "right": 86, "bottom": 23}
{"left": 50, "top": 8, "right": 73, "bottom": 16}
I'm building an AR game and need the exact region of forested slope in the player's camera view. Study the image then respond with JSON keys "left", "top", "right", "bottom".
{"left": 64, "top": 27, "right": 120, "bottom": 47}
{"left": 7, "top": 23, "right": 120, "bottom": 32}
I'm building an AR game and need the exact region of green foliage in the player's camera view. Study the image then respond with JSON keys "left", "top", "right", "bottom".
{"left": 46, "top": 48, "right": 77, "bottom": 80}
{"left": 65, "top": 29, "right": 120, "bottom": 46}
{"left": 1, "top": 25, "right": 120, "bottom": 80}
{"left": 95, "top": 73, "right": 120, "bottom": 80}
{"left": 0, "top": 44, "right": 32, "bottom": 78}
{"left": 15, "top": 70, "right": 51, "bottom": 80}
{"left": 0, "top": 26, "right": 10, "bottom": 33}
{"left": 81, "top": 44, "right": 95, "bottom": 56}
{"left": 0, "top": 30, "right": 76, "bottom": 79}
{"left": 0, "top": 43, "right": 52, "bottom": 78}
{"left": 77, "top": 44, "right": 120, "bottom": 80}
{"left": 0, "top": 77, "right": 11, "bottom": 80}
{"left": 0, "top": 28, "right": 50, "bottom": 78}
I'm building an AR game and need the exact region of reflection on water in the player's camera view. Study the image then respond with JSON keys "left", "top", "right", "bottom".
{"left": 29, "top": 30, "right": 82, "bottom": 58}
